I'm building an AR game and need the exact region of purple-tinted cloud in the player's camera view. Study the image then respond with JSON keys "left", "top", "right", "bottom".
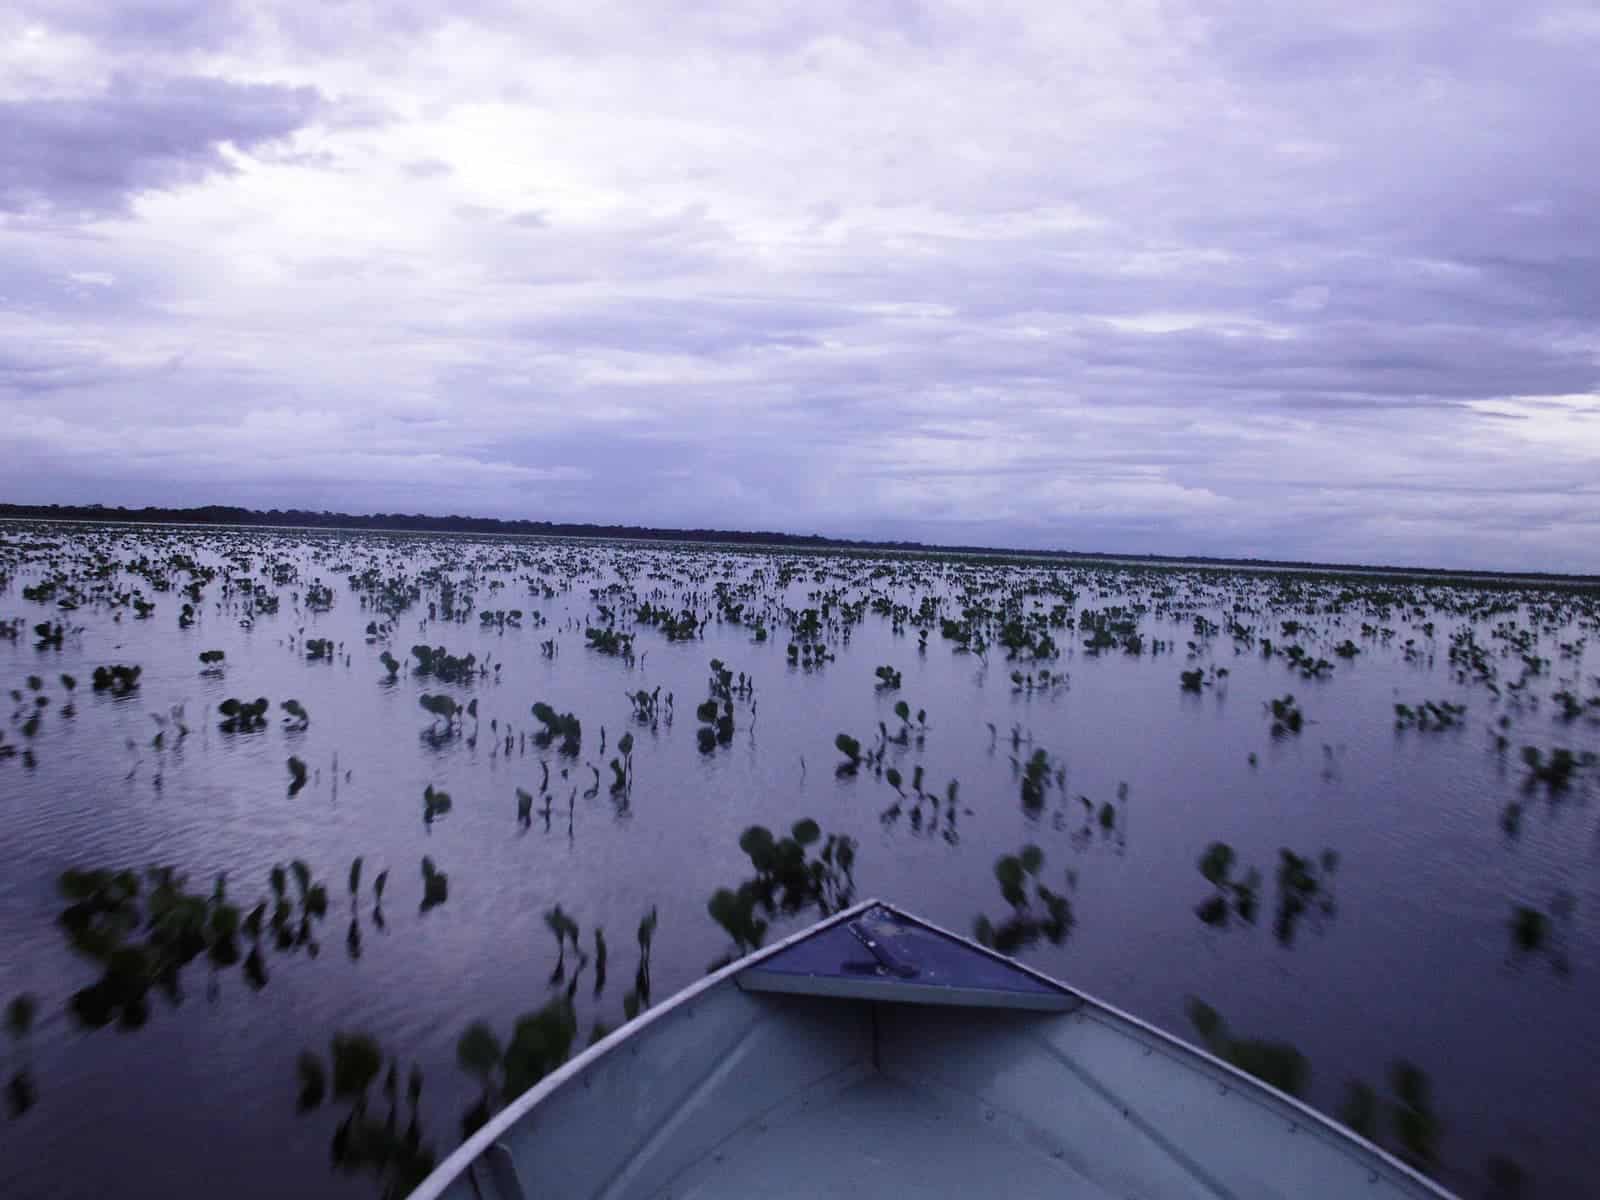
{"left": 0, "top": 75, "right": 321, "bottom": 218}
{"left": 0, "top": 1, "right": 1597, "bottom": 571}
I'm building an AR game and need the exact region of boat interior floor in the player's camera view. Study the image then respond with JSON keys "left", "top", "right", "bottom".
{"left": 650, "top": 1066, "right": 1119, "bottom": 1199}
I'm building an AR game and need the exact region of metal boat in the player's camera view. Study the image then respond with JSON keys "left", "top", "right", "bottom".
{"left": 410, "top": 899, "right": 1453, "bottom": 1199}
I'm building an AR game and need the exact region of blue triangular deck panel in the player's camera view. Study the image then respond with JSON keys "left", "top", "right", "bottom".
{"left": 736, "top": 903, "right": 1080, "bottom": 1011}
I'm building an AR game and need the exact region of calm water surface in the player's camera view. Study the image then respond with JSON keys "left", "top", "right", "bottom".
{"left": 1, "top": 523, "right": 1597, "bottom": 1198}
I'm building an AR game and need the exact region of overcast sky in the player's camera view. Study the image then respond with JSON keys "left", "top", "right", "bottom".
{"left": 2, "top": 2, "right": 1597, "bottom": 570}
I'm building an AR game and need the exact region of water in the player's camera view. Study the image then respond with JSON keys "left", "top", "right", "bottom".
{"left": 1, "top": 522, "right": 1597, "bottom": 1198}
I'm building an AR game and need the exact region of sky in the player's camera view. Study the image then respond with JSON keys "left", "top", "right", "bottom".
{"left": 1, "top": 2, "right": 1598, "bottom": 571}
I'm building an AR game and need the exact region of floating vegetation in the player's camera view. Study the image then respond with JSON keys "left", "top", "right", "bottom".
{"left": 530, "top": 702, "right": 582, "bottom": 756}
{"left": 1274, "top": 849, "right": 1338, "bottom": 946}
{"left": 834, "top": 733, "right": 863, "bottom": 774}
{"left": 456, "top": 997, "right": 576, "bottom": 1140}
{"left": 287, "top": 756, "right": 308, "bottom": 796}
{"left": 91, "top": 664, "right": 142, "bottom": 695}
{"left": 693, "top": 659, "right": 743, "bottom": 753}
{"left": 1010, "top": 667, "right": 1067, "bottom": 694}
{"left": 626, "top": 686, "right": 666, "bottom": 726}
{"left": 707, "top": 821, "right": 856, "bottom": 967}
{"left": 636, "top": 601, "right": 699, "bottom": 641}
{"left": 1194, "top": 842, "right": 1261, "bottom": 928}
{"left": 873, "top": 664, "right": 902, "bottom": 690}
{"left": 295, "top": 1032, "right": 437, "bottom": 1197}
{"left": 973, "top": 845, "right": 1074, "bottom": 954}
{"left": 542, "top": 905, "right": 583, "bottom": 983}
{"left": 218, "top": 697, "right": 270, "bottom": 732}
{"left": 419, "top": 859, "right": 448, "bottom": 913}
{"left": 56, "top": 861, "right": 331, "bottom": 1029}
{"left": 584, "top": 626, "right": 635, "bottom": 659}
{"left": 1339, "top": 1061, "right": 1443, "bottom": 1172}
{"left": 623, "top": 907, "right": 657, "bottom": 1019}
{"left": 410, "top": 645, "right": 479, "bottom": 684}
{"left": 1508, "top": 893, "right": 1574, "bottom": 973}
{"left": 419, "top": 693, "right": 463, "bottom": 735}
{"left": 5, "top": 994, "right": 36, "bottom": 1118}
{"left": 1017, "top": 747, "right": 1065, "bottom": 817}
{"left": 422, "top": 785, "right": 452, "bottom": 827}
{"left": 1393, "top": 700, "right": 1465, "bottom": 731}
{"left": 1519, "top": 746, "right": 1595, "bottom": 792}
{"left": 1267, "top": 694, "right": 1304, "bottom": 736}
{"left": 1185, "top": 997, "right": 1309, "bottom": 1098}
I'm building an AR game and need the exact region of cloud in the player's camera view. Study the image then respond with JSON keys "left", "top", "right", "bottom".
{"left": 0, "top": 1, "right": 1596, "bottom": 571}
{"left": 0, "top": 74, "right": 321, "bottom": 218}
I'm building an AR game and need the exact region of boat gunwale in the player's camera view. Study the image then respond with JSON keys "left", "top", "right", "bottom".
{"left": 888, "top": 905, "right": 1458, "bottom": 1200}
{"left": 406, "top": 899, "right": 1457, "bottom": 1200}
{"left": 406, "top": 898, "right": 883, "bottom": 1200}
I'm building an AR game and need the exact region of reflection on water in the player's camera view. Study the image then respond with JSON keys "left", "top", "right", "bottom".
{"left": 5, "top": 995, "right": 37, "bottom": 1118}
{"left": 2, "top": 522, "right": 1598, "bottom": 1197}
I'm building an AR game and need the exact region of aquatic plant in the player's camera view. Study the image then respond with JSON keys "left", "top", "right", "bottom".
{"left": 1185, "top": 998, "right": 1309, "bottom": 1098}
{"left": 1268, "top": 694, "right": 1304, "bottom": 736}
{"left": 531, "top": 702, "right": 582, "bottom": 756}
{"left": 91, "top": 665, "right": 142, "bottom": 695}
{"left": 973, "top": 845, "right": 1073, "bottom": 955}
{"left": 1519, "top": 746, "right": 1594, "bottom": 792}
{"left": 422, "top": 785, "right": 452, "bottom": 827}
{"left": 5, "top": 993, "right": 36, "bottom": 1117}
{"left": 295, "top": 1032, "right": 437, "bottom": 1197}
{"left": 1394, "top": 700, "right": 1465, "bottom": 732}
{"left": 1274, "top": 849, "right": 1338, "bottom": 946}
{"left": 419, "top": 694, "right": 462, "bottom": 734}
{"left": 622, "top": 907, "right": 657, "bottom": 1020}
{"left": 584, "top": 626, "right": 635, "bottom": 659}
{"left": 419, "top": 858, "right": 448, "bottom": 913}
{"left": 410, "top": 645, "right": 478, "bottom": 684}
{"left": 1194, "top": 842, "right": 1261, "bottom": 928}
{"left": 454, "top": 996, "right": 578, "bottom": 1140}
{"left": 543, "top": 906, "right": 582, "bottom": 983}
{"left": 219, "top": 697, "right": 270, "bottom": 732}
{"left": 707, "top": 820, "right": 857, "bottom": 967}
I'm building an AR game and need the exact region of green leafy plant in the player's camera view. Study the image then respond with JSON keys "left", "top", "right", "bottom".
{"left": 219, "top": 697, "right": 270, "bottom": 732}
{"left": 973, "top": 845, "right": 1074, "bottom": 954}
{"left": 707, "top": 821, "right": 856, "bottom": 967}
{"left": 1185, "top": 998, "right": 1309, "bottom": 1098}
{"left": 530, "top": 702, "right": 582, "bottom": 756}
{"left": 419, "top": 858, "right": 448, "bottom": 913}
{"left": 1194, "top": 842, "right": 1261, "bottom": 928}
{"left": 422, "top": 785, "right": 452, "bottom": 827}
{"left": 91, "top": 665, "right": 142, "bottom": 695}
{"left": 1268, "top": 694, "right": 1304, "bottom": 736}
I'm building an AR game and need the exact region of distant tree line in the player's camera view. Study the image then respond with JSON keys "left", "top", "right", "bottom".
{"left": 0, "top": 501, "right": 1594, "bottom": 584}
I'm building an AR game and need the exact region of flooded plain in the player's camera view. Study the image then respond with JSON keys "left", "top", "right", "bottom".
{"left": 2, "top": 522, "right": 1597, "bottom": 1198}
